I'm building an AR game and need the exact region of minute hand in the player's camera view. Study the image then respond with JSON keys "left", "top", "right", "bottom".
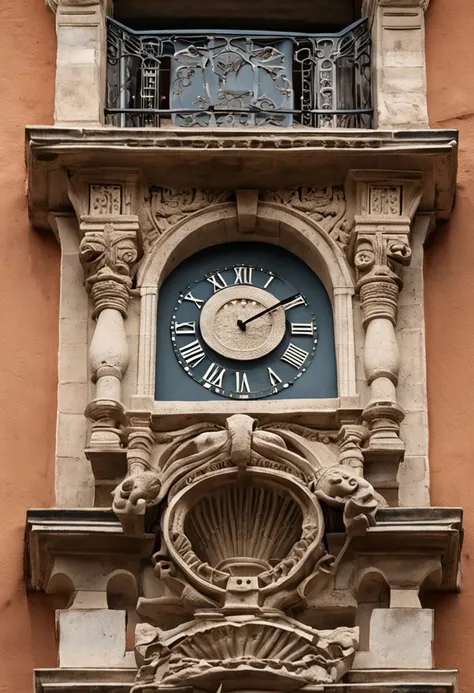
{"left": 237, "top": 293, "right": 302, "bottom": 331}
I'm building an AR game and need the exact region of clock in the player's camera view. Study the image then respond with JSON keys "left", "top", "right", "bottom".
{"left": 170, "top": 264, "right": 318, "bottom": 400}
{"left": 155, "top": 242, "right": 337, "bottom": 403}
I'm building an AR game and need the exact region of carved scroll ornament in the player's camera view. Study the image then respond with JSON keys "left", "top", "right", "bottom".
{"left": 261, "top": 186, "right": 350, "bottom": 248}
{"left": 140, "top": 188, "right": 232, "bottom": 251}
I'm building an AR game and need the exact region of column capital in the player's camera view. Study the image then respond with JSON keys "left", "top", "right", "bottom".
{"left": 70, "top": 170, "right": 143, "bottom": 317}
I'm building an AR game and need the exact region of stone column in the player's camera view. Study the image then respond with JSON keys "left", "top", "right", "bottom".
{"left": 80, "top": 223, "right": 137, "bottom": 450}
{"left": 362, "top": 0, "right": 431, "bottom": 129}
{"left": 46, "top": 0, "right": 109, "bottom": 126}
{"left": 348, "top": 173, "right": 423, "bottom": 463}
{"left": 69, "top": 173, "right": 142, "bottom": 457}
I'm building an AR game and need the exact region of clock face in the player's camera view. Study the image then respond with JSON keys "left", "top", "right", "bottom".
{"left": 170, "top": 264, "right": 318, "bottom": 399}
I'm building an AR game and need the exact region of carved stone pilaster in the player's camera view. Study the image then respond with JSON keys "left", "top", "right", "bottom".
{"left": 70, "top": 172, "right": 143, "bottom": 453}
{"left": 348, "top": 172, "right": 423, "bottom": 463}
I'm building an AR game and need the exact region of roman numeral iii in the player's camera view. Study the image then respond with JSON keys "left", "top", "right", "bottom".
{"left": 291, "top": 322, "right": 314, "bottom": 336}
{"left": 281, "top": 343, "right": 309, "bottom": 369}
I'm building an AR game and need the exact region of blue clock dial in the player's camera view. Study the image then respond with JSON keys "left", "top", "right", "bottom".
{"left": 170, "top": 264, "right": 318, "bottom": 400}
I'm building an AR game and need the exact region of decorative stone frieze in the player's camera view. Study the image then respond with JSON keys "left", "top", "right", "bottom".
{"left": 348, "top": 172, "right": 423, "bottom": 462}
{"left": 140, "top": 188, "right": 233, "bottom": 251}
{"left": 261, "top": 186, "right": 350, "bottom": 248}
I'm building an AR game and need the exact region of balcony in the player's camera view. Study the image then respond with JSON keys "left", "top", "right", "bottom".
{"left": 105, "top": 17, "right": 372, "bottom": 129}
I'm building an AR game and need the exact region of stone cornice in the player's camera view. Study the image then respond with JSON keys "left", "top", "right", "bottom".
{"left": 45, "top": 0, "right": 105, "bottom": 13}
{"left": 25, "top": 126, "right": 458, "bottom": 230}
{"left": 25, "top": 508, "right": 155, "bottom": 591}
{"left": 25, "top": 506, "right": 463, "bottom": 593}
{"left": 363, "top": 0, "right": 431, "bottom": 18}
{"left": 34, "top": 668, "right": 456, "bottom": 693}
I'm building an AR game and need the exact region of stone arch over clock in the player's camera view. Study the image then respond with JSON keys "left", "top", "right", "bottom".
{"left": 137, "top": 202, "right": 358, "bottom": 409}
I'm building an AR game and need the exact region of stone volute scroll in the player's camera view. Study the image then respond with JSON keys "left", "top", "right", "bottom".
{"left": 347, "top": 172, "right": 423, "bottom": 463}
{"left": 112, "top": 414, "right": 382, "bottom": 692}
{"left": 69, "top": 172, "right": 142, "bottom": 454}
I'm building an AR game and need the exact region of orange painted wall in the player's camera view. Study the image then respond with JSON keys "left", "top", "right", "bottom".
{"left": 425, "top": 0, "right": 474, "bottom": 688}
{"left": 0, "top": 0, "right": 59, "bottom": 688}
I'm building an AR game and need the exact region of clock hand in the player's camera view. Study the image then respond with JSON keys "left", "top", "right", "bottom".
{"left": 237, "top": 293, "right": 302, "bottom": 331}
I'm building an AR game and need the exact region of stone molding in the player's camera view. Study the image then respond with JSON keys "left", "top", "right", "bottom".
{"left": 33, "top": 668, "right": 458, "bottom": 693}
{"left": 46, "top": 0, "right": 107, "bottom": 11}
{"left": 26, "top": 127, "right": 458, "bottom": 231}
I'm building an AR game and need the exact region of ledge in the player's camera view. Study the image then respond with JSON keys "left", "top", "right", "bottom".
{"left": 25, "top": 506, "right": 462, "bottom": 592}
{"left": 25, "top": 508, "right": 156, "bottom": 591}
{"left": 25, "top": 126, "right": 458, "bottom": 230}
{"left": 33, "top": 668, "right": 457, "bottom": 693}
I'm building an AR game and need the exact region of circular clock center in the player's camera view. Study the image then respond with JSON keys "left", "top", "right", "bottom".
{"left": 200, "top": 286, "right": 286, "bottom": 361}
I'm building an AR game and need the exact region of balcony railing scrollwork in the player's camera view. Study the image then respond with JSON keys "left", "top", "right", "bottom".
{"left": 106, "top": 18, "right": 372, "bottom": 129}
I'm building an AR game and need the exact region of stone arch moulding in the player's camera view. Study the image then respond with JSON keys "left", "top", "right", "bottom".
{"left": 135, "top": 201, "right": 358, "bottom": 409}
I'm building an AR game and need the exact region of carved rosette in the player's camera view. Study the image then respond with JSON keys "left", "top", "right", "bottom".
{"left": 113, "top": 415, "right": 381, "bottom": 691}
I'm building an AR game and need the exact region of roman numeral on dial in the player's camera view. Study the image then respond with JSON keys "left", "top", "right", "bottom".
{"left": 283, "top": 295, "right": 306, "bottom": 311}
{"left": 174, "top": 321, "right": 196, "bottom": 335}
{"left": 291, "top": 322, "right": 314, "bottom": 336}
{"left": 207, "top": 273, "right": 228, "bottom": 292}
{"left": 184, "top": 292, "right": 204, "bottom": 309}
{"left": 281, "top": 343, "right": 309, "bottom": 369}
{"left": 234, "top": 266, "right": 253, "bottom": 285}
{"left": 263, "top": 275, "right": 275, "bottom": 289}
{"left": 203, "top": 363, "right": 226, "bottom": 388}
{"left": 179, "top": 340, "right": 206, "bottom": 368}
{"left": 235, "top": 372, "right": 250, "bottom": 393}
{"left": 267, "top": 367, "right": 282, "bottom": 386}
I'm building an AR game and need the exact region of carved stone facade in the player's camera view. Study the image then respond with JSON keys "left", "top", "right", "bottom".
{"left": 23, "top": 1, "right": 463, "bottom": 692}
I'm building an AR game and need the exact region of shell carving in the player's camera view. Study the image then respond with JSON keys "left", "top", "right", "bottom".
{"left": 185, "top": 482, "right": 303, "bottom": 574}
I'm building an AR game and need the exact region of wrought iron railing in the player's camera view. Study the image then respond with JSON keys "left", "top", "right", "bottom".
{"left": 106, "top": 18, "right": 372, "bottom": 129}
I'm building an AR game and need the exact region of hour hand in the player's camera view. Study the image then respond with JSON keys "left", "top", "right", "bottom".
{"left": 237, "top": 293, "right": 302, "bottom": 331}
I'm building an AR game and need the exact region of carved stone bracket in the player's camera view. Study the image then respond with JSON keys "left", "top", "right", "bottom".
{"left": 347, "top": 172, "right": 423, "bottom": 463}
{"left": 69, "top": 171, "right": 143, "bottom": 452}
{"left": 111, "top": 414, "right": 382, "bottom": 691}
